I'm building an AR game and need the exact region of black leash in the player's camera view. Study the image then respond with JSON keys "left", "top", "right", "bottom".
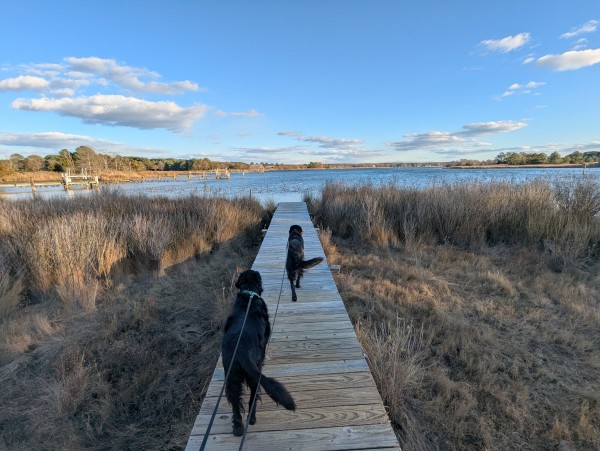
{"left": 199, "top": 291, "right": 256, "bottom": 451}
{"left": 238, "top": 243, "right": 288, "bottom": 450}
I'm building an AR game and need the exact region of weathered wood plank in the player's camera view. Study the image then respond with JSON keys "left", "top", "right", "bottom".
{"left": 206, "top": 372, "right": 378, "bottom": 397}
{"left": 211, "top": 358, "right": 371, "bottom": 381}
{"left": 271, "top": 320, "right": 355, "bottom": 333}
{"left": 191, "top": 404, "right": 391, "bottom": 435}
{"left": 269, "top": 329, "right": 358, "bottom": 342}
{"left": 200, "top": 386, "right": 386, "bottom": 414}
{"left": 186, "top": 424, "right": 399, "bottom": 451}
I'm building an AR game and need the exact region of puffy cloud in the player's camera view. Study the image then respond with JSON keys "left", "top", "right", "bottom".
{"left": 560, "top": 20, "right": 598, "bottom": 39}
{"left": 12, "top": 95, "right": 209, "bottom": 131}
{"left": 457, "top": 121, "right": 527, "bottom": 136}
{"left": 0, "top": 75, "right": 50, "bottom": 91}
{"left": 389, "top": 131, "right": 482, "bottom": 151}
{"left": 64, "top": 56, "right": 201, "bottom": 94}
{"left": 536, "top": 48, "right": 600, "bottom": 71}
{"left": 481, "top": 32, "right": 530, "bottom": 53}
{"left": 278, "top": 131, "right": 363, "bottom": 150}
{"left": 389, "top": 121, "right": 526, "bottom": 152}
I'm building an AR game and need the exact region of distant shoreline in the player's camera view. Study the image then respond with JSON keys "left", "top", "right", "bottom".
{"left": 446, "top": 163, "right": 598, "bottom": 169}
{"left": 2, "top": 164, "right": 599, "bottom": 186}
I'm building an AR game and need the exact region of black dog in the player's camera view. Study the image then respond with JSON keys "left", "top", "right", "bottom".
{"left": 286, "top": 225, "right": 324, "bottom": 302}
{"left": 221, "top": 270, "right": 296, "bottom": 436}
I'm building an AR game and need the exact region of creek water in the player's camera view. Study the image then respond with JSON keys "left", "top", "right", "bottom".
{"left": 1, "top": 167, "right": 597, "bottom": 205}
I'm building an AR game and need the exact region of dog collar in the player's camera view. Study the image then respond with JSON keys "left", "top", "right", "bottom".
{"left": 241, "top": 290, "right": 260, "bottom": 299}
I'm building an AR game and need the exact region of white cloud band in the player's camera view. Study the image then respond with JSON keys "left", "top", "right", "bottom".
{"left": 12, "top": 95, "right": 209, "bottom": 131}
{"left": 536, "top": 48, "right": 600, "bottom": 71}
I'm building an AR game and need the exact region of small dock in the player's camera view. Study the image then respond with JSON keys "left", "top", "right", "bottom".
{"left": 186, "top": 202, "right": 399, "bottom": 450}
{"left": 62, "top": 168, "right": 99, "bottom": 190}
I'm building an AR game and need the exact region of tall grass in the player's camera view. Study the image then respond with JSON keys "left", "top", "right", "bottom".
{"left": 310, "top": 178, "right": 600, "bottom": 450}
{"left": 308, "top": 178, "right": 600, "bottom": 264}
{"left": 0, "top": 191, "right": 265, "bottom": 310}
{"left": 0, "top": 192, "right": 268, "bottom": 449}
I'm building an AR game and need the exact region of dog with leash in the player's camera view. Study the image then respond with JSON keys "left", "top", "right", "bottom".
{"left": 221, "top": 269, "right": 296, "bottom": 436}
{"left": 286, "top": 224, "right": 324, "bottom": 302}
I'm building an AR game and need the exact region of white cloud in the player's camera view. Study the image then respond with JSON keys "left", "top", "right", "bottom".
{"left": 563, "top": 141, "right": 600, "bottom": 152}
{"left": 278, "top": 131, "right": 363, "bottom": 150}
{"left": 389, "top": 121, "right": 527, "bottom": 152}
{"left": 64, "top": 56, "right": 201, "bottom": 94}
{"left": 230, "top": 109, "right": 262, "bottom": 117}
{"left": 299, "top": 148, "right": 385, "bottom": 159}
{"left": 501, "top": 81, "right": 545, "bottom": 97}
{"left": 456, "top": 121, "right": 527, "bottom": 136}
{"left": 560, "top": 20, "right": 598, "bottom": 39}
{"left": 303, "top": 136, "right": 363, "bottom": 148}
{"left": 0, "top": 131, "right": 115, "bottom": 149}
{"left": 389, "top": 131, "right": 482, "bottom": 151}
{"left": 1, "top": 57, "right": 265, "bottom": 132}
{"left": 573, "top": 38, "right": 589, "bottom": 51}
{"left": 234, "top": 146, "right": 303, "bottom": 157}
{"left": 12, "top": 95, "right": 209, "bottom": 131}
{"left": 481, "top": 33, "right": 530, "bottom": 53}
{"left": 0, "top": 75, "right": 50, "bottom": 91}
{"left": 536, "top": 48, "right": 600, "bottom": 71}
{"left": 50, "top": 88, "right": 76, "bottom": 97}
{"left": 215, "top": 109, "right": 263, "bottom": 117}
{"left": 523, "top": 56, "right": 535, "bottom": 64}
{"left": 0, "top": 131, "right": 167, "bottom": 157}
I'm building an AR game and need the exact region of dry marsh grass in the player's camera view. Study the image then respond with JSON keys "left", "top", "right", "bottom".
{"left": 309, "top": 178, "right": 600, "bottom": 261}
{"left": 0, "top": 192, "right": 269, "bottom": 449}
{"left": 309, "top": 179, "right": 600, "bottom": 450}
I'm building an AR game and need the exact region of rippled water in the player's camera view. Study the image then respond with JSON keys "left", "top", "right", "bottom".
{"left": 1, "top": 167, "right": 597, "bottom": 204}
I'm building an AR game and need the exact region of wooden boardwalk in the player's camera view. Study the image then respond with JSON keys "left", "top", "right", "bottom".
{"left": 186, "top": 202, "right": 399, "bottom": 450}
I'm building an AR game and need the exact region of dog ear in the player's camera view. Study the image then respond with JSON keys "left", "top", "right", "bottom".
{"left": 235, "top": 271, "right": 246, "bottom": 289}
{"left": 253, "top": 271, "right": 264, "bottom": 295}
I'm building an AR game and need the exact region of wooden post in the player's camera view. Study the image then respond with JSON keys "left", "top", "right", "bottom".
{"left": 30, "top": 177, "right": 36, "bottom": 194}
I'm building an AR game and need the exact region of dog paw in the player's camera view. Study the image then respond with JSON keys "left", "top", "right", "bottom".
{"left": 295, "top": 283, "right": 301, "bottom": 288}
{"left": 233, "top": 423, "right": 244, "bottom": 436}
{"left": 249, "top": 414, "right": 256, "bottom": 425}
{"left": 292, "top": 297, "right": 297, "bottom": 302}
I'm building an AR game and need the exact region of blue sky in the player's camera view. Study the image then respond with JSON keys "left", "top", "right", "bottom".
{"left": 0, "top": 1, "right": 598, "bottom": 164}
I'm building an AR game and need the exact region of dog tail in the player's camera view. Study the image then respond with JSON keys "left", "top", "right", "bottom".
{"left": 301, "top": 257, "right": 324, "bottom": 269}
{"left": 259, "top": 376, "right": 296, "bottom": 411}
{"left": 239, "top": 354, "right": 296, "bottom": 411}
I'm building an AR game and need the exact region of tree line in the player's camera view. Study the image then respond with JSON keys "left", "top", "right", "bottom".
{"left": 0, "top": 146, "right": 262, "bottom": 177}
{"left": 449, "top": 150, "right": 600, "bottom": 167}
